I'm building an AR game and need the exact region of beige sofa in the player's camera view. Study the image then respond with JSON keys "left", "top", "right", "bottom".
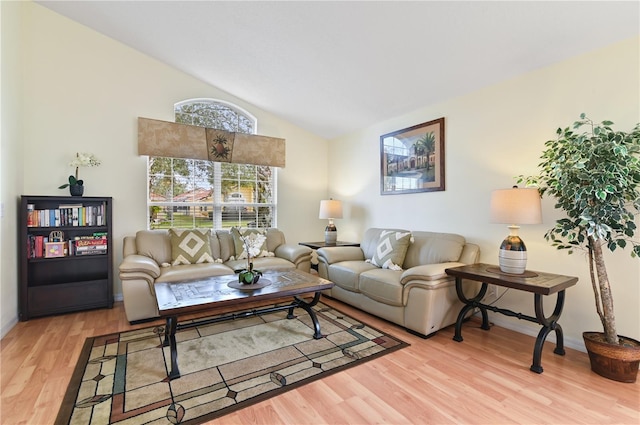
{"left": 317, "top": 228, "right": 480, "bottom": 337}
{"left": 119, "top": 228, "right": 312, "bottom": 322}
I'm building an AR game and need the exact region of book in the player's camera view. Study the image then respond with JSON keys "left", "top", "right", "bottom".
{"left": 75, "top": 239, "right": 108, "bottom": 247}
{"left": 75, "top": 249, "right": 107, "bottom": 256}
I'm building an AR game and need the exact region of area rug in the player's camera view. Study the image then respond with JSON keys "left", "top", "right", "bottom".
{"left": 56, "top": 302, "right": 408, "bottom": 425}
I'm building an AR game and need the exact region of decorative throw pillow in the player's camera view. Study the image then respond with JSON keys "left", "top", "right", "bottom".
{"left": 230, "top": 227, "right": 272, "bottom": 260}
{"left": 169, "top": 228, "right": 216, "bottom": 266}
{"left": 370, "top": 230, "right": 413, "bottom": 270}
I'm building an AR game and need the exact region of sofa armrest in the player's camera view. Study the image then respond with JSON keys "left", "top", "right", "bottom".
{"left": 317, "top": 246, "right": 365, "bottom": 265}
{"left": 119, "top": 254, "right": 161, "bottom": 279}
{"left": 400, "top": 262, "right": 465, "bottom": 285}
{"left": 274, "top": 244, "right": 312, "bottom": 266}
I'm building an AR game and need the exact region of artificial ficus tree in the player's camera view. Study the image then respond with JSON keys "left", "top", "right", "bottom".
{"left": 519, "top": 114, "right": 640, "bottom": 345}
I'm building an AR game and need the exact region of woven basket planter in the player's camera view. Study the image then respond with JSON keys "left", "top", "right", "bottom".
{"left": 583, "top": 332, "right": 640, "bottom": 383}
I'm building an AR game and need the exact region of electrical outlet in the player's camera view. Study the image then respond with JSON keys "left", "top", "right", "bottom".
{"left": 487, "top": 285, "right": 497, "bottom": 299}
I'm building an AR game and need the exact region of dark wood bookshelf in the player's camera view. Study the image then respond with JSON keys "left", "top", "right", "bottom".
{"left": 19, "top": 195, "right": 113, "bottom": 320}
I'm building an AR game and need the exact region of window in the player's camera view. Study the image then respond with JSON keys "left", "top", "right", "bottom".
{"left": 147, "top": 99, "right": 276, "bottom": 230}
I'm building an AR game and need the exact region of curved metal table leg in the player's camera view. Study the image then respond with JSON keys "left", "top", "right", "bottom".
{"left": 287, "top": 291, "right": 323, "bottom": 339}
{"left": 454, "top": 278, "right": 489, "bottom": 342}
{"left": 164, "top": 316, "right": 180, "bottom": 380}
{"left": 530, "top": 290, "right": 566, "bottom": 373}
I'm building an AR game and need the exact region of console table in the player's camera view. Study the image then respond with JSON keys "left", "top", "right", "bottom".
{"left": 445, "top": 263, "right": 578, "bottom": 373}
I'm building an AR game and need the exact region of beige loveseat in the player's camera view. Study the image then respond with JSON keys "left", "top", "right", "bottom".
{"left": 119, "top": 228, "right": 312, "bottom": 322}
{"left": 317, "top": 228, "right": 480, "bottom": 337}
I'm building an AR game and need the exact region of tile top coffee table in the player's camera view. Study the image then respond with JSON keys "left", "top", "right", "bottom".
{"left": 155, "top": 269, "right": 334, "bottom": 380}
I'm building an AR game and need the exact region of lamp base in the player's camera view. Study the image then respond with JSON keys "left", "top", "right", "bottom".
{"left": 324, "top": 224, "right": 337, "bottom": 245}
{"left": 498, "top": 235, "right": 527, "bottom": 274}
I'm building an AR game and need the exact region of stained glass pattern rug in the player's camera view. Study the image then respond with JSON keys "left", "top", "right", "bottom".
{"left": 55, "top": 302, "right": 408, "bottom": 424}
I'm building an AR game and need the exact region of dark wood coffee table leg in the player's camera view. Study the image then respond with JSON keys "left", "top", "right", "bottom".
{"left": 162, "top": 316, "right": 180, "bottom": 380}
{"left": 287, "top": 291, "right": 323, "bottom": 339}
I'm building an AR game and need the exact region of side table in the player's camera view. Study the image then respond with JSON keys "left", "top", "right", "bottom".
{"left": 445, "top": 263, "right": 578, "bottom": 373}
{"left": 298, "top": 241, "right": 361, "bottom": 250}
{"left": 299, "top": 241, "right": 360, "bottom": 270}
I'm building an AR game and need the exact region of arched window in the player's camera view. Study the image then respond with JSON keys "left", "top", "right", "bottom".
{"left": 147, "top": 99, "right": 276, "bottom": 229}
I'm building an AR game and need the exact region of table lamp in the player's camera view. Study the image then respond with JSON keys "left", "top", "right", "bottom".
{"left": 319, "top": 199, "right": 343, "bottom": 245}
{"left": 490, "top": 186, "right": 542, "bottom": 274}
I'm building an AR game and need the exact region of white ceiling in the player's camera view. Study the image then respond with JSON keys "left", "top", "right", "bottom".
{"left": 36, "top": 1, "right": 639, "bottom": 139}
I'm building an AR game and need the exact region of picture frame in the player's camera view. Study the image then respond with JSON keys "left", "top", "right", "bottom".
{"left": 380, "top": 117, "right": 445, "bottom": 195}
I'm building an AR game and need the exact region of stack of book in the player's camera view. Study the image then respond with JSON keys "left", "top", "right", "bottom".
{"left": 71, "top": 236, "right": 108, "bottom": 256}
{"left": 27, "top": 203, "right": 107, "bottom": 227}
{"left": 27, "top": 233, "right": 108, "bottom": 258}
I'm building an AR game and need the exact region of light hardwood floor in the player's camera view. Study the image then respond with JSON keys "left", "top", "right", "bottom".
{"left": 1, "top": 298, "right": 638, "bottom": 424}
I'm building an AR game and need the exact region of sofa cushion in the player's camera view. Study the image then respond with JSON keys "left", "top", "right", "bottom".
{"left": 169, "top": 228, "right": 216, "bottom": 266}
{"left": 155, "top": 263, "right": 234, "bottom": 283}
{"left": 225, "top": 257, "right": 297, "bottom": 272}
{"left": 403, "top": 231, "right": 466, "bottom": 268}
{"left": 230, "top": 227, "right": 272, "bottom": 259}
{"left": 359, "top": 268, "right": 405, "bottom": 307}
{"left": 135, "top": 230, "right": 172, "bottom": 266}
{"left": 371, "top": 230, "right": 412, "bottom": 270}
{"left": 327, "top": 261, "right": 378, "bottom": 292}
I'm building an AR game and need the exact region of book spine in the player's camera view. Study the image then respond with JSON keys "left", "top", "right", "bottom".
{"left": 35, "top": 236, "right": 43, "bottom": 258}
{"left": 76, "top": 245, "right": 107, "bottom": 252}
{"left": 27, "top": 205, "right": 35, "bottom": 227}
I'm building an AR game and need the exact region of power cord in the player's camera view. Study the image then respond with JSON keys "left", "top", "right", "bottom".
{"left": 471, "top": 286, "right": 510, "bottom": 327}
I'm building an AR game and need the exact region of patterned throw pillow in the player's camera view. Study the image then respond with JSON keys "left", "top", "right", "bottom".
{"left": 169, "top": 228, "right": 216, "bottom": 266}
{"left": 370, "top": 230, "right": 413, "bottom": 270}
{"left": 230, "top": 227, "right": 273, "bottom": 260}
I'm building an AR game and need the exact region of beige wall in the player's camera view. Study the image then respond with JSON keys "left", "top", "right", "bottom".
{"left": 329, "top": 36, "right": 640, "bottom": 351}
{"left": 1, "top": 0, "right": 24, "bottom": 337}
{"left": 0, "top": 2, "right": 328, "bottom": 336}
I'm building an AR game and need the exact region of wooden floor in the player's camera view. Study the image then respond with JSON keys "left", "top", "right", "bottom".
{"left": 1, "top": 298, "right": 638, "bottom": 424}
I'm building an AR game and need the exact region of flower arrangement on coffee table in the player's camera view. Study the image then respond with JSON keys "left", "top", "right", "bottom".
{"left": 237, "top": 233, "right": 265, "bottom": 284}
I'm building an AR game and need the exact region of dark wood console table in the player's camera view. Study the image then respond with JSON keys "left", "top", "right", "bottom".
{"left": 445, "top": 263, "right": 578, "bottom": 373}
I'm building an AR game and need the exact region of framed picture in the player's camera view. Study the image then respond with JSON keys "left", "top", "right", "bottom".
{"left": 380, "top": 117, "right": 445, "bottom": 195}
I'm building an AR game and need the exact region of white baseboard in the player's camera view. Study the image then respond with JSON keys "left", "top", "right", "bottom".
{"left": 1, "top": 317, "right": 18, "bottom": 340}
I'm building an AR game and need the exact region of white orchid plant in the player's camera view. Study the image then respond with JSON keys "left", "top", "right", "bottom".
{"left": 59, "top": 152, "right": 102, "bottom": 189}
{"left": 238, "top": 233, "right": 265, "bottom": 284}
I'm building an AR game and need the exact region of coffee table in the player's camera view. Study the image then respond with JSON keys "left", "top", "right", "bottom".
{"left": 155, "top": 269, "right": 334, "bottom": 380}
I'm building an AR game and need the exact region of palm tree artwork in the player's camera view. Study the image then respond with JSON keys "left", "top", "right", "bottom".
{"left": 381, "top": 117, "right": 445, "bottom": 194}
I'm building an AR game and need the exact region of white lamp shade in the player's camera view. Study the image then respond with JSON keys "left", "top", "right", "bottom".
{"left": 319, "top": 199, "right": 343, "bottom": 219}
{"left": 490, "top": 187, "right": 542, "bottom": 225}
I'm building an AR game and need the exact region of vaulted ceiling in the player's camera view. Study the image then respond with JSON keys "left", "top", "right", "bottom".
{"left": 36, "top": 1, "right": 639, "bottom": 139}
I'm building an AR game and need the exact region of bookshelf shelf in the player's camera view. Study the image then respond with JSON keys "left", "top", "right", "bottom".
{"left": 19, "top": 195, "right": 113, "bottom": 320}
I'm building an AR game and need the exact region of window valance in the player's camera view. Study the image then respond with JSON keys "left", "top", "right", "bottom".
{"left": 137, "top": 117, "right": 286, "bottom": 167}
